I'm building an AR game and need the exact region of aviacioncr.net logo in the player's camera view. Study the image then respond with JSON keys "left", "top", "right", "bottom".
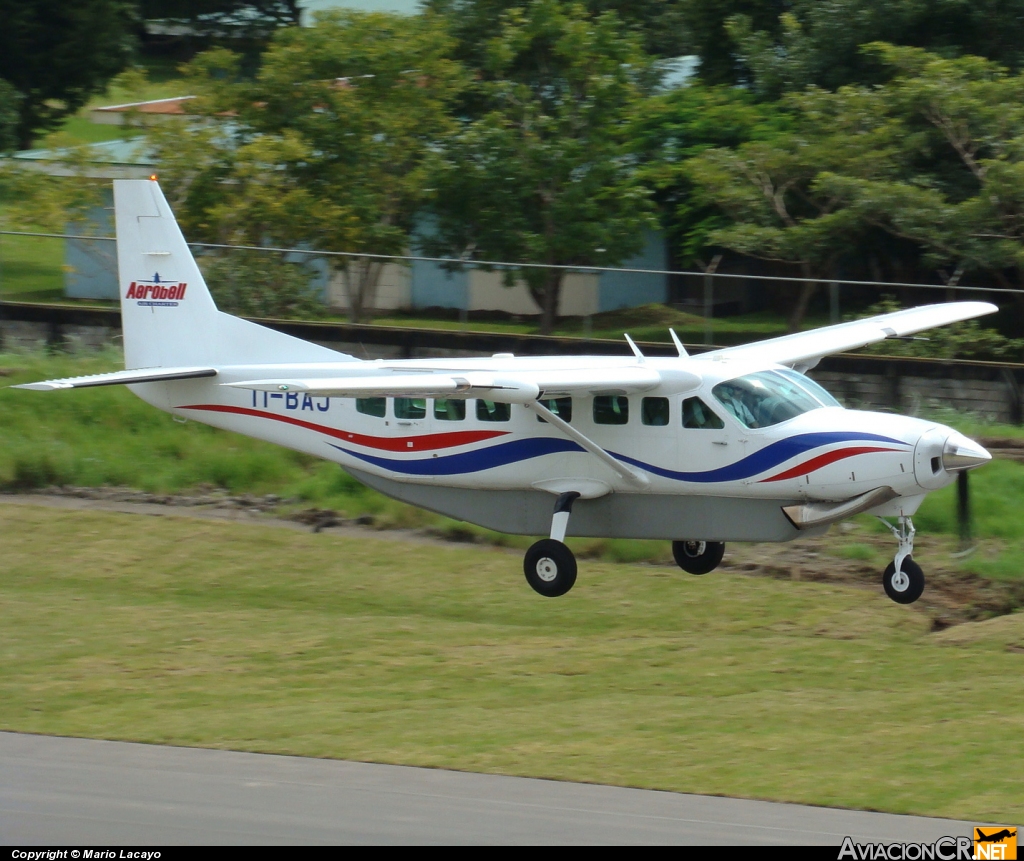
{"left": 839, "top": 836, "right": 974, "bottom": 860}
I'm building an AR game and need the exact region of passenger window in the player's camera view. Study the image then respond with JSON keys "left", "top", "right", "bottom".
{"left": 593, "top": 395, "right": 629, "bottom": 425}
{"left": 394, "top": 397, "right": 426, "bottom": 420}
{"left": 682, "top": 397, "right": 725, "bottom": 429}
{"left": 434, "top": 399, "right": 466, "bottom": 421}
{"left": 476, "top": 400, "right": 511, "bottom": 422}
{"left": 535, "top": 397, "right": 572, "bottom": 423}
{"left": 641, "top": 397, "right": 669, "bottom": 426}
{"left": 356, "top": 397, "right": 386, "bottom": 418}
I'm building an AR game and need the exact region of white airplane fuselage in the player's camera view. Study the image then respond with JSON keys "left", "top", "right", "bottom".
{"left": 127, "top": 353, "right": 958, "bottom": 542}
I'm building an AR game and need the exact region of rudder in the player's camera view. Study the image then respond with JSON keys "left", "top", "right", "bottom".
{"left": 115, "top": 179, "right": 353, "bottom": 369}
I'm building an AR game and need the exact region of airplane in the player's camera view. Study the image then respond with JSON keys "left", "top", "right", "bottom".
{"left": 13, "top": 179, "right": 996, "bottom": 602}
{"left": 976, "top": 830, "right": 1016, "bottom": 844}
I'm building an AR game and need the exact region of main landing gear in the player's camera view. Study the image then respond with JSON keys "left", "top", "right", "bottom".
{"left": 878, "top": 516, "right": 924, "bottom": 604}
{"left": 672, "top": 540, "right": 725, "bottom": 575}
{"left": 524, "top": 492, "right": 580, "bottom": 597}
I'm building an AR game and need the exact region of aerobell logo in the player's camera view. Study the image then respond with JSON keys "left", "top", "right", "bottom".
{"left": 126, "top": 273, "right": 187, "bottom": 307}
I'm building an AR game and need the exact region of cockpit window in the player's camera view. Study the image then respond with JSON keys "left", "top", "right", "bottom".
{"left": 712, "top": 370, "right": 832, "bottom": 429}
{"left": 775, "top": 368, "right": 842, "bottom": 407}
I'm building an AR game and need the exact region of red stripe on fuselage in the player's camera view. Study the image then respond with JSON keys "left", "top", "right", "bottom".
{"left": 759, "top": 446, "right": 901, "bottom": 482}
{"left": 177, "top": 404, "right": 509, "bottom": 451}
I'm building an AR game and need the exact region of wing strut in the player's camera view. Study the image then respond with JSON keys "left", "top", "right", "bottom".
{"left": 524, "top": 400, "right": 650, "bottom": 490}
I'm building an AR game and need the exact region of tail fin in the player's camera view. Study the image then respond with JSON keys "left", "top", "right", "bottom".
{"left": 115, "top": 179, "right": 354, "bottom": 368}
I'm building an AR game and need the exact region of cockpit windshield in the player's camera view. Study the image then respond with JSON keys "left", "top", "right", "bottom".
{"left": 712, "top": 370, "right": 840, "bottom": 429}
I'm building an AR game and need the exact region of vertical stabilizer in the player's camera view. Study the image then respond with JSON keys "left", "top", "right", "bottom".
{"left": 114, "top": 179, "right": 354, "bottom": 369}
{"left": 116, "top": 179, "right": 219, "bottom": 368}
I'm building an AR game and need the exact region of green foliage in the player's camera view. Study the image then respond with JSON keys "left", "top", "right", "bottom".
{"left": 809, "top": 46, "right": 1024, "bottom": 302}
{"left": 427, "top": 0, "right": 691, "bottom": 60}
{"left": 855, "top": 297, "right": 1024, "bottom": 360}
{"left": 0, "top": 0, "right": 136, "bottom": 149}
{"left": 153, "top": 10, "right": 466, "bottom": 322}
{"left": 630, "top": 83, "right": 788, "bottom": 263}
{"left": 0, "top": 79, "right": 20, "bottom": 154}
{"left": 0, "top": 165, "right": 106, "bottom": 235}
{"left": 424, "top": 0, "right": 655, "bottom": 333}
{"left": 689, "top": 0, "right": 1024, "bottom": 94}
{"left": 197, "top": 250, "right": 326, "bottom": 319}
{"left": 139, "top": 1, "right": 300, "bottom": 39}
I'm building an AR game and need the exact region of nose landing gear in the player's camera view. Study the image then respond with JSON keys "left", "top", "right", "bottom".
{"left": 877, "top": 516, "right": 924, "bottom": 604}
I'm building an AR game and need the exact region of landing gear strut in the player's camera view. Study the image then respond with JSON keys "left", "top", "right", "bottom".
{"left": 672, "top": 540, "right": 725, "bottom": 575}
{"left": 524, "top": 492, "right": 580, "bottom": 597}
{"left": 877, "top": 516, "right": 924, "bottom": 604}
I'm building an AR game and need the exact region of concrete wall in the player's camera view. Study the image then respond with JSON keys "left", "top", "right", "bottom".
{"left": 814, "top": 370, "right": 1017, "bottom": 424}
{"left": 325, "top": 262, "right": 411, "bottom": 311}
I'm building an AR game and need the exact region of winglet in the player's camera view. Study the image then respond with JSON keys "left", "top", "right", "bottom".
{"left": 668, "top": 328, "right": 688, "bottom": 358}
{"left": 624, "top": 333, "right": 646, "bottom": 363}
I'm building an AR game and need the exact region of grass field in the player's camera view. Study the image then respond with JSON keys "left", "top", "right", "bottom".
{"left": 0, "top": 503, "right": 1021, "bottom": 821}
{"left": 0, "top": 231, "right": 66, "bottom": 303}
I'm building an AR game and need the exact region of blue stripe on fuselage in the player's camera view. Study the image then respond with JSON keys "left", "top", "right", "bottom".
{"left": 611, "top": 431, "right": 908, "bottom": 483}
{"left": 330, "top": 436, "right": 583, "bottom": 475}
{"left": 331, "top": 431, "right": 907, "bottom": 481}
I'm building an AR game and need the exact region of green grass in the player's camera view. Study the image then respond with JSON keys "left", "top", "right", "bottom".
{"left": 375, "top": 304, "right": 797, "bottom": 345}
{"left": 0, "top": 503, "right": 1021, "bottom": 821}
{"left": 0, "top": 231, "right": 66, "bottom": 303}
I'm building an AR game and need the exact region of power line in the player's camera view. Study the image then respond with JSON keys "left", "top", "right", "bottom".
{"left": 2, "top": 229, "right": 1022, "bottom": 295}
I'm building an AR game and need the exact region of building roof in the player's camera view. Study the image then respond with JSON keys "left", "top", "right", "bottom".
{"left": 92, "top": 96, "right": 196, "bottom": 116}
{"left": 8, "top": 139, "right": 155, "bottom": 179}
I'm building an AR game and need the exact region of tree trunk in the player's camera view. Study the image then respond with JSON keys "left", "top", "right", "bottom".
{"left": 341, "top": 258, "right": 384, "bottom": 324}
{"left": 536, "top": 268, "right": 562, "bottom": 336}
{"left": 788, "top": 268, "right": 817, "bottom": 332}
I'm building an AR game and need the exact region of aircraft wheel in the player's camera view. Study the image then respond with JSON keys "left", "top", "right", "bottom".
{"left": 524, "top": 539, "right": 577, "bottom": 597}
{"left": 672, "top": 540, "right": 725, "bottom": 575}
{"left": 882, "top": 558, "right": 924, "bottom": 604}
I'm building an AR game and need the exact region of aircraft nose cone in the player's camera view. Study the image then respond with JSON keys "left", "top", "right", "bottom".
{"left": 942, "top": 433, "right": 992, "bottom": 472}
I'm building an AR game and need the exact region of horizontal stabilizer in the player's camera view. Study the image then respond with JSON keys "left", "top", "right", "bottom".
{"left": 12, "top": 366, "right": 217, "bottom": 391}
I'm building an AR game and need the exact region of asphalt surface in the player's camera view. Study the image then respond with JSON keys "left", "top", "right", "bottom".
{"left": 0, "top": 732, "right": 978, "bottom": 845}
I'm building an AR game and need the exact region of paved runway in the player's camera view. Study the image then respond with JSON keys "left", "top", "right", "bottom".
{"left": 0, "top": 732, "right": 975, "bottom": 845}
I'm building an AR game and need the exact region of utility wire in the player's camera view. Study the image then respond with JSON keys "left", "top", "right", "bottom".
{"left": 2, "top": 229, "right": 1021, "bottom": 295}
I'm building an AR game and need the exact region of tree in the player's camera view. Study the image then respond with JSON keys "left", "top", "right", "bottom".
{"left": 812, "top": 46, "right": 1024, "bottom": 320}
{"left": 0, "top": 0, "right": 136, "bottom": 149}
{"left": 424, "top": 0, "right": 656, "bottom": 334}
{"left": 0, "top": 80, "right": 19, "bottom": 154}
{"left": 629, "top": 83, "right": 787, "bottom": 264}
{"left": 685, "top": 84, "right": 907, "bottom": 329}
{"left": 426, "top": 0, "right": 692, "bottom": 61}
{"left": 139, "top": 1, "right": 300, "bottom": 41}
{"left": 719, "top": 0, "right": 1024, "bottom": 97}
{"left": 152, "top": 11, "right": 466, "bottom": 322}
{"left": 674, "top": 0, "right": 785, "bottom": 86}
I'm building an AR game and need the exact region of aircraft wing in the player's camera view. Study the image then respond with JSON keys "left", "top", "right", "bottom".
{"left": 12, "top": 366, "right": 218, "bottom": 391}
{"left": 226, "top": 365, "right": 688, "bottom": 402}
{"left": 699, "top": 302, "right": 998, "bottom": 369}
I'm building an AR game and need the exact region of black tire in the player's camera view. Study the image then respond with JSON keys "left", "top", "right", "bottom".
{"left": 524, "top": 539, "right": 577, "bottom": 597}
{"left": 882, "top": 557, "right": 925, "bottom": 604}
{"left": 672, "top": 540, "right": 725, "bottom": 575}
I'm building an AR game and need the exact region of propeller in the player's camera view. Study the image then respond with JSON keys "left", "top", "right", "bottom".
{"left": 956, "top": 470, "right": 972, "bottom": 551}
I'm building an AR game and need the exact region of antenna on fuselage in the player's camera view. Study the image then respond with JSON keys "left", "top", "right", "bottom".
{"left": 668, "top": 328, "right": 689, "bottom": 358}
{"left": 624, "top": 333, "right": 646, "bottom": 363}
